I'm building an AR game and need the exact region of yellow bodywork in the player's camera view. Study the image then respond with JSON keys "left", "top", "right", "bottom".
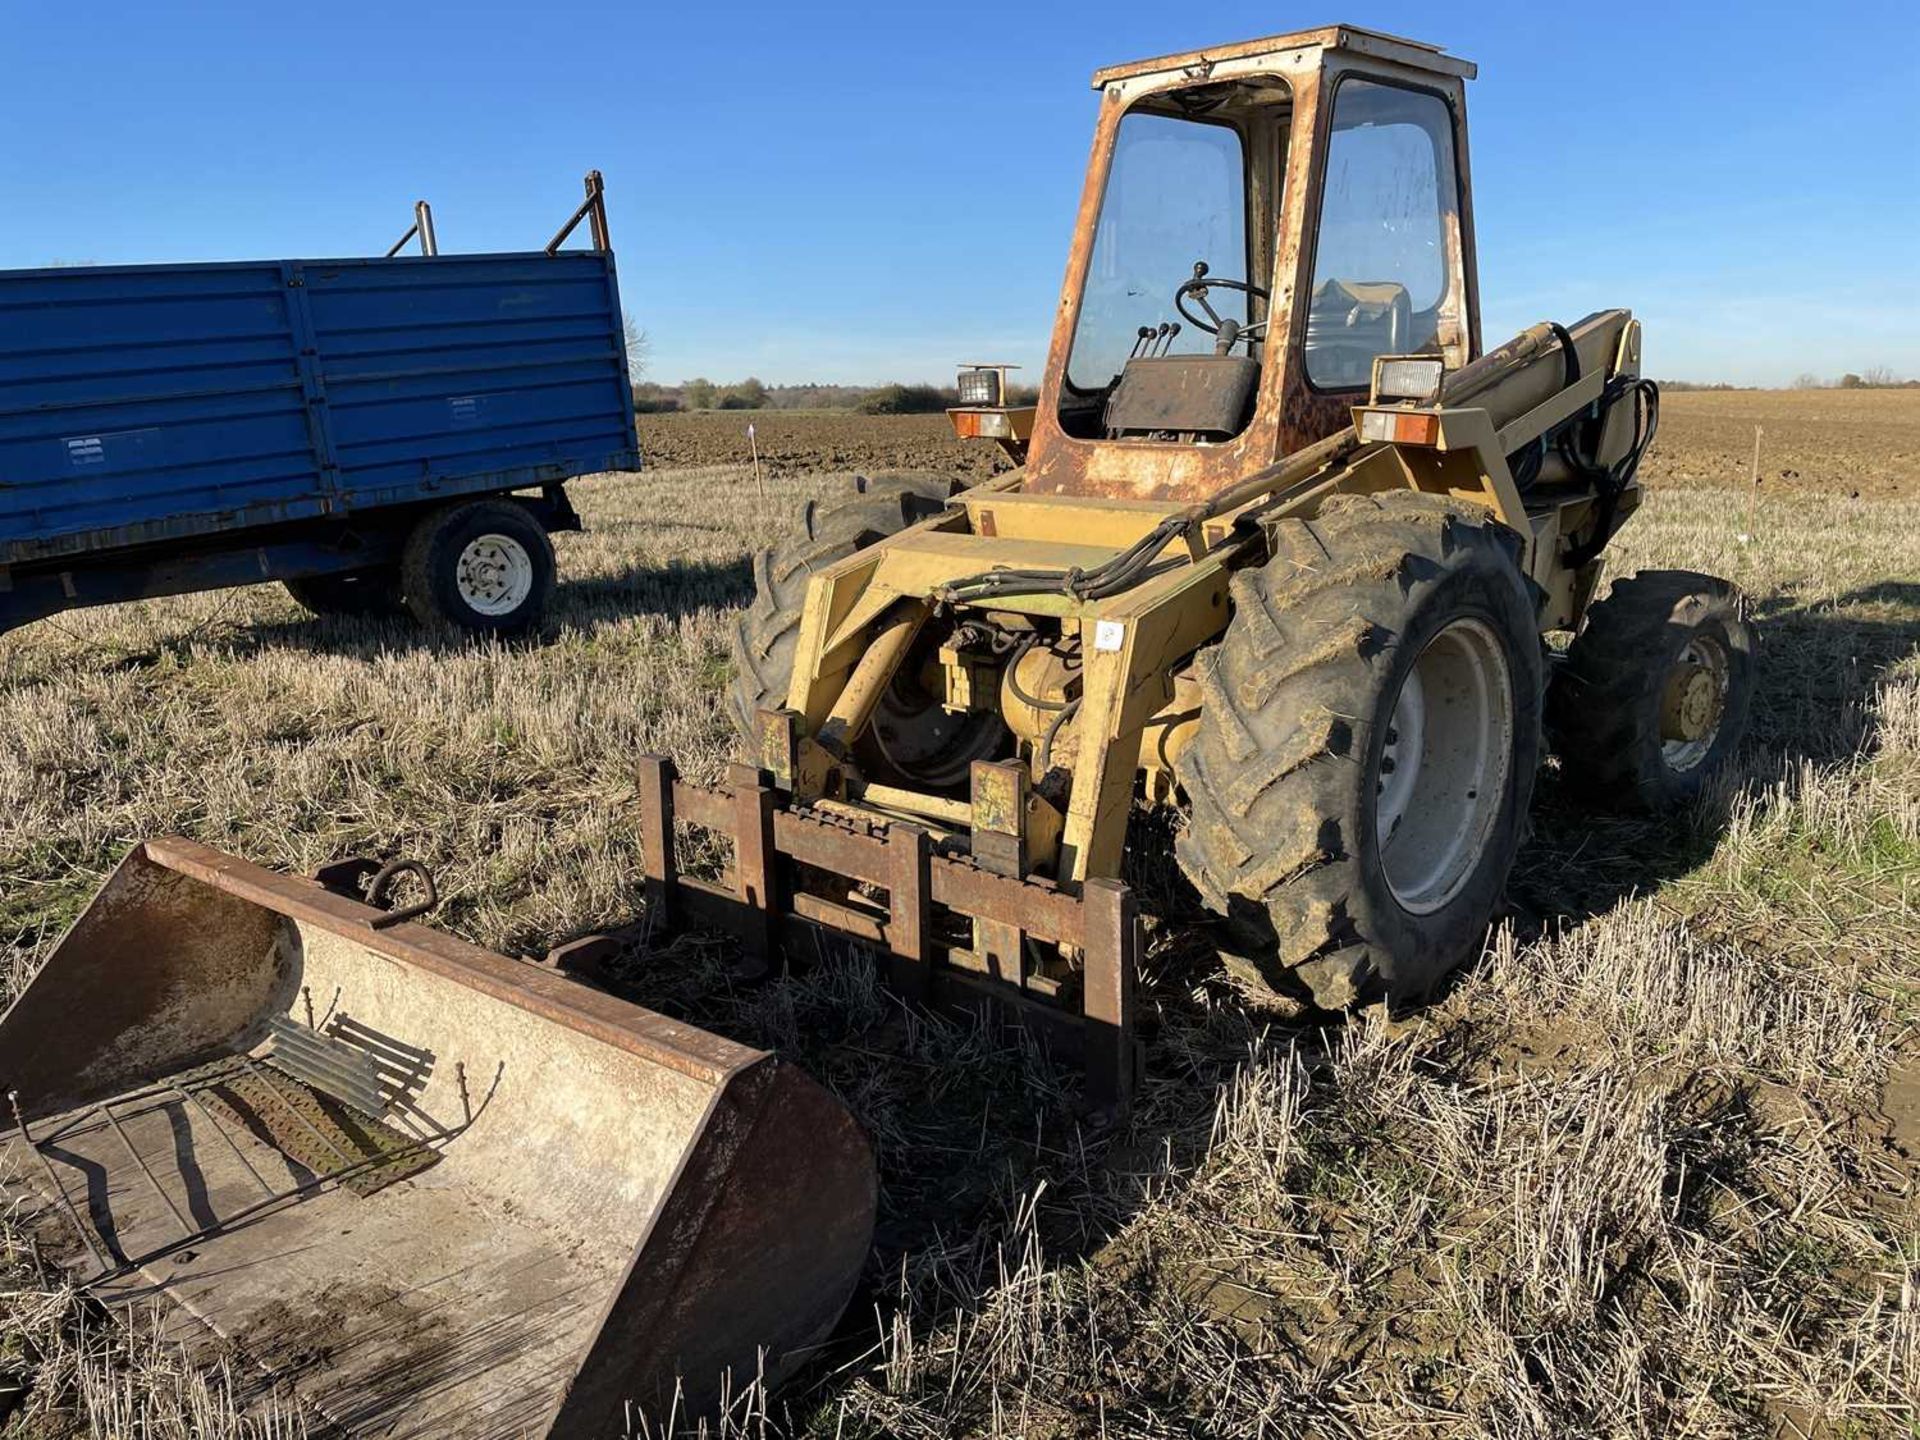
{"left": 781, "top": 312, "right": 1646, "bottom": 889}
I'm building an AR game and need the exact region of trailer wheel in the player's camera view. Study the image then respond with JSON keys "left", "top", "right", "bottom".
{"left": 1175, "top": 492, "right": 1543, "bottom": 1010}
{"left": 401, "top": 500, "right": 556, "bottom": 635}
{"left": 729, "top": 472, "right": 957, "bottom": 742}
{"left": 1547, "top": 570, "right": 1754, "bottom": 810}
{"left": 284, "top": 568, "right": 400, "bottom": 617}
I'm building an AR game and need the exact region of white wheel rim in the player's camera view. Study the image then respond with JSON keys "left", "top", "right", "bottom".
{"left": 455, "top": 534, "right": 534, "bottom": 616}
{"left": 1660, "top": 636, "right": 1730, "bottom": 774}
{"left": 1375, "top": 617, "right": 1515, "bottom": 916}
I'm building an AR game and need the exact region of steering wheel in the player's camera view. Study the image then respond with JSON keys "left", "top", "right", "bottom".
{"left": 1175, "top": 261, "right": 1271, "bottom": 346}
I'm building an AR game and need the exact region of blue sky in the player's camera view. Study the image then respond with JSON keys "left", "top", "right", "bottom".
{"left": 4, "top": 1, "right": 1915, "bottom": 386}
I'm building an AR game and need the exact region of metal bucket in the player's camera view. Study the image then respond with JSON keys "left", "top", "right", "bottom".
{"left": 0, "top": 838, "right": 876, "bottom": 1437}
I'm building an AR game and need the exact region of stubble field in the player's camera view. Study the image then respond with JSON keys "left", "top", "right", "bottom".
{"left": 0, "top": 390, "right": 1915, "bottom": 1437}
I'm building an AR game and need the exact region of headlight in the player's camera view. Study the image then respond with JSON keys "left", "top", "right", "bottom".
{"left": 956, "top": 367, "right": 1003, "bottom": 407}
{"left": 1370, "top": 354, "right": 1446, "bottom": 405}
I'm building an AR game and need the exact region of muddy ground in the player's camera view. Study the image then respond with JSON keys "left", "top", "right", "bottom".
{"left": 637, "top": 410, "right": 1012, "bottom": 484}
{"left": 1641, "top": 388, "right": 1918, "bottom": 500}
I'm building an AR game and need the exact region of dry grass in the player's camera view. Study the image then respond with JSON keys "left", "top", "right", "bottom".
{"left": 0, "top": 400, "right": 1916, "bottom": 1436}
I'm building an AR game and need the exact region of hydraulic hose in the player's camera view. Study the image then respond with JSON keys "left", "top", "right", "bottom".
{"left": 1036, "top": 696, "right": 1082, "bottom": 775}
{"left": 1004, "top": 634, "right": 1069, "bottom": 712}
{"left": 1560, "top": 375, "right": 1660, "bottom": 568}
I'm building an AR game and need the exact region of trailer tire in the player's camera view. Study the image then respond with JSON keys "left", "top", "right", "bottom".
{"left": 284, "top": 568, "right": 401, "bottom": 618}
{"left": 1547, "top": 570, "right": 1754, "bottom": 810}
{"left": 400, "top": 500, "right": 556, "bottom": 635}
{"left": 729, "top": 472, "right": 956, "bottom": 741}
{"left": 1175, "top": 492, "right": 1542, "bottom": 1011}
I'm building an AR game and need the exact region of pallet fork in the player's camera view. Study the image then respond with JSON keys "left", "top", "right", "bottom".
{"left": 635, "top": 709, "right": 1146, "bottom": 1117}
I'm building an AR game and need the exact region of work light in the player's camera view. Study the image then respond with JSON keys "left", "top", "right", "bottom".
{"left": 1370, "top": 354, "right": 1446, "bottom": 406}
{"left": 957, "top": 366, "right": 1004, "bottom": 407}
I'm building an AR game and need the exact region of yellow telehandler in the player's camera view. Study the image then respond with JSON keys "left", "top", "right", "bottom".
{"left": 704, "top": 23, "right": 1755, "bottom": 1105}
{"left": 0, "top": 23, "right": 1753, "bottom": 1434}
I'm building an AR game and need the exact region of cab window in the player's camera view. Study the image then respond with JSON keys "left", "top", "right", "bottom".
{"left": 1306, "top": 79, "right": 1460, "bottom": 390}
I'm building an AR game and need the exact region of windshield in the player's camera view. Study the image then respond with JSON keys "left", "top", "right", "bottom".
{"left": 1064, "top": 112, "right": 1248, "bottom": 392}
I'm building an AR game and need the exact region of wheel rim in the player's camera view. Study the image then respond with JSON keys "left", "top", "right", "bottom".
{"left": 1659, "top": 635, "right": 1730, "bottom": 774}
{"left": 1375, "top": 617, "right": 1515, "bottom": 916}
{"left": 455, "top": 534, "right": 534, "bottom": 616}
{"left": 870, "top": 682, "right": 1006, "bottom": 788}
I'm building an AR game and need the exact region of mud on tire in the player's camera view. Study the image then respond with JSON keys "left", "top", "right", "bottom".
{"left": 1174, "top": 491, "right": 1543, "bottom": 1010}
{"left": 729, "top": 472, "right": 956, "bottom": 741}
{"left": 1547, "top": 570, "right": 1755, "bottom": 810}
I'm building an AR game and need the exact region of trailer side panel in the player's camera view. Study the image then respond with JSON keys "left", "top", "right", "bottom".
{"left": 0, "top": 252, "right": 638, "bottom": 568}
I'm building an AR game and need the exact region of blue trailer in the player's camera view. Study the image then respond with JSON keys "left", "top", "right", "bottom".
{"left": 0, "top": 174, "right": 639, "bottom": 635}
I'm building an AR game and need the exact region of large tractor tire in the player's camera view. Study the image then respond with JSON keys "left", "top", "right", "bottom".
{"left": 400, "top": 498, "right": 556, "bottom": 636}
{"left": 729, "top": 472, "right": 956, "bottom": 743}
{"left": 1175, "top": 491, "right": 1543, "bottom": 1010}
{"left": 1547, "top": 570, "right": 1754, "bottom": 810}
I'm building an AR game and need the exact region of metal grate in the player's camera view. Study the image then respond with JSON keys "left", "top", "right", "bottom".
{"left": 264, "top": 1014, "right": 385, "bottom": 1115}
{"left": 7, "top": 1028, "right": 463, "bottom": 1280}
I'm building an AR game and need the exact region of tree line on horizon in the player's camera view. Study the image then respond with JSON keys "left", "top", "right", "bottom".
{"left": 624, "top": 315, "right": 1041, "bottom": 414}
{"left": 631, "top": 377, "right": 1043, "bottom": 415}
{"left": 642, "top": 374, "right": 1911, "bottom": 409}
{"left": 627, "top": 320, "right": 1911, "bottom": 408}
{"left": 1653, "top": 367, "right": 1915, "bottom": 392}
{"left": 1788, "top": 366, "right": 1916, "bottom": 390}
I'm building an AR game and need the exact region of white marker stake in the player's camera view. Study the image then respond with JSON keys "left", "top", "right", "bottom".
{"left": 748, "top": 421, "right": 765, "bottom": 500}
{"left": 1739, "top": 424, "right": 1761, "bottom": 545}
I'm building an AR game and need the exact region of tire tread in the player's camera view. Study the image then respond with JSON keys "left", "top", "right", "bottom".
{"left": 729, "top": 473, "right": 954, "bottom": 738}
{"left": 1175, "top": 490, "right": 1540, "bottom": 1008}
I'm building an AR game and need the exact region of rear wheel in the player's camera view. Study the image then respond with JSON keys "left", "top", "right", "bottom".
{"left": 730, "top": 473, "right": 994, "bottom": 779}
{"left": 284, "top": 567, "right": 400, "bottom": 617}
{"left": 1547, "top": 570, "right": 1754, "bottom": 809}
{"left": 1175, "top": 491, "right": 1543, "bottom": 1009}
{"left": 400, "top": 499, "right": 556, "bottom": 635}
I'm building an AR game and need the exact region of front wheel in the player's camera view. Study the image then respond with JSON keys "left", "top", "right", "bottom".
{"left": 400, "top": 500, "right": 556, "bottom": 635}
{"left": 1175, "top": 491, "right": 1543, "bottom": 1010}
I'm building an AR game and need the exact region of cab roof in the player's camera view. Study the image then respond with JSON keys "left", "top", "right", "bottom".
{"left": 1090, "top": 24, "right": 1476, "bottom": 89}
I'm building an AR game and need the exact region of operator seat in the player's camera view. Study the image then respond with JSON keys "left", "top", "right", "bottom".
{"left": 1304, "top": 278, "right": 1413, "bottom": 389}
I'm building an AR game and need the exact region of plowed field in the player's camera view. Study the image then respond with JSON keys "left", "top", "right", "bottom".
{"left": 638, "top": 388, "right": 1919, "bottom": 500}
